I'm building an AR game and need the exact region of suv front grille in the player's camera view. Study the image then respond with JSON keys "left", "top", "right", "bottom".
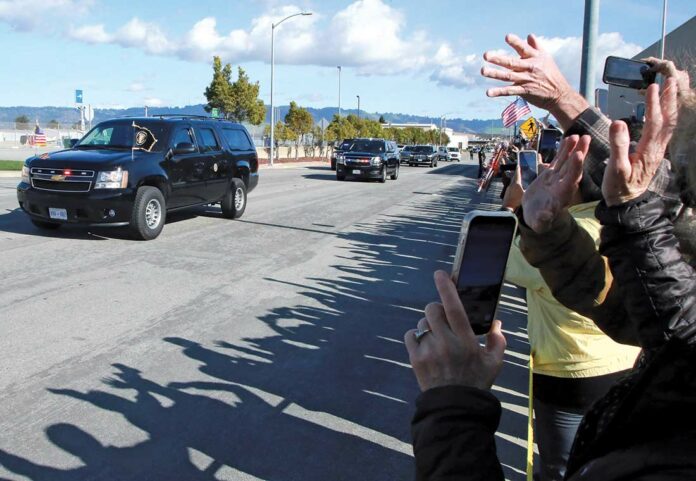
{"left": 30, "top": 168, "right": 95, "bottom": 192}
{"left": 32, "top": 179, "right": 92, "bottom": 192}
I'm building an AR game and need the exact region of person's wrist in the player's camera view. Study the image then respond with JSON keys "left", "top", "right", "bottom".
{"left": 548, "top": 90, "right": 589, "bottom": 130}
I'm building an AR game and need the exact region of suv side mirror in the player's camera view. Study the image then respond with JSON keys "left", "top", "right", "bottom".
{"left": 69, "top": 139, "right": 79, "bottom": 148}
{"left": 173, "top": 142, "right": 196, "bottom": 155}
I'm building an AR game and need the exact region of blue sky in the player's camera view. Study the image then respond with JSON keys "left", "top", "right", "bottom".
{"left": 0, "top": 0, "right": 693, "bottom": 119}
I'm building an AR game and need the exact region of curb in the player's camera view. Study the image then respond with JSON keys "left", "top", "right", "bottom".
{"left": 0, "top": 171, "right": 20, "bottom": 178}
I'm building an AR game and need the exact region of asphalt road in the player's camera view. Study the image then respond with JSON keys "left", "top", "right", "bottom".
{"left": 0, "top": 160, "right": 530, "bottom": 481}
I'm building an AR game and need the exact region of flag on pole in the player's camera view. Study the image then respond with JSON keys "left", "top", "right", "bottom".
{"left": 501, "top": 97, "right": 531, "bottom": 128}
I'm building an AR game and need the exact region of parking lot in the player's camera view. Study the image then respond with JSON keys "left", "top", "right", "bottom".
{"left": 0, "top": 160, "right": 530, "bottom": 481}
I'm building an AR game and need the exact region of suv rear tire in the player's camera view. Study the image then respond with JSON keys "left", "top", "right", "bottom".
{"left": 31, "top": 219, "right": 61, "bottom": 230}
{"left": 221, "top": 178, "right": 247, "bottom": 219}
{"left": 130, "top": 186, "right": 166, "bottom": 240}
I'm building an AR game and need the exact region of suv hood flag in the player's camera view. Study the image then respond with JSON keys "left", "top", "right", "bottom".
{"left": 501, "top": 98, "right": 531, "bottom": 128}
{"left": 132, "top": 122, "right": 158, "bottom": 152}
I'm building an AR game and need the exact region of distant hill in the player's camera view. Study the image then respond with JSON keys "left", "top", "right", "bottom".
{"left": 0, "top": 104, "right": 508, "bottom": 135}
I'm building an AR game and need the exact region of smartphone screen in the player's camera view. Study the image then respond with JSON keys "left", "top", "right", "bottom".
{"left": 538, "top": 128, "right": 561, "bottom": 164}
{"left": 518, "top": 150, "right": 538, "bottom": 189}
{"left": 454, "top": 215, "right": 517, "bottom": 335}
{"left": 603, "top": 56, "right": 656, "bottom": 89}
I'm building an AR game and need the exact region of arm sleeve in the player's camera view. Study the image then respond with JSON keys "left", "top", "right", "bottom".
{"left": 412, "top": 386, "right": 504, "bottom": 481}
{"left": 517, "top": 208, "right": 638, "bottom": 345}
{"left": 596, "top": 192, "right": 696, "bottom": 349}
{"left": 505, "top": 238, "right": 545, "bottom": 290}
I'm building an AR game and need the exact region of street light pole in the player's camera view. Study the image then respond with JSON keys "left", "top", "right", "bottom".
{"left": 337, "top": 66, "right": 342, "bottom": 118}
{"left": 356, "top": 95, "right": 360, "bottom": 119}
{"left": 270, "top": 11, "right": 312, "bottom": 167}
{"left": 660, "top": 0, "right": 668, "bottom": 59}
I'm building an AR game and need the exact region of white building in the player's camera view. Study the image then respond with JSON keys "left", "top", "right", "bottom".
{"left": 381, "top": 122, "right": 469, "bottom": 149}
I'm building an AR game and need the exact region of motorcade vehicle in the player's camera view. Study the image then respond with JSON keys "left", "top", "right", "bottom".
{"left": 446, "top": 147, "right": 461, "bottom": 162}
{"left": 330, "top": 138, "right": 354, "bottom": 170}
{"left": 399, "top": 145, "right": 415, "bottom": 164}
{"left": 335, "top": 138, "right": 400, "bottom": 182}
{"left": 17, "top": 115, "right": 259, "bottom": 240}
{"left": 408, "top": 145, "right": 438, "bottom": 167}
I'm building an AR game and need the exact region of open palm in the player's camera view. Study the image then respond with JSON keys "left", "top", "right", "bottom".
{"left": 522, "top": 135, "right": 590, "bottom": 233}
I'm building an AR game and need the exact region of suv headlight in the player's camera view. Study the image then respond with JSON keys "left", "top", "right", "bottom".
{"left": 21, "top": 165, "right": 30, "bottom": 183}
{"left": 95, "top": 169, "right": 128, "bottom": 189}
{"left": 337, "top": 154, "right": 345, "bottom": 164}
{"left": 371, "top": 156, "right": 382, "bottom": 165}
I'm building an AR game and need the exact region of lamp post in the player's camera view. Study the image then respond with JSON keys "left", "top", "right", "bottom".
{"left": 659, "top": 0, "right": 668, "bottom": 59}
{"left": 270, "top": 11, "right": 312, "bottom": 167}
{"left": 337, "top": 66, "right": 342, "bottom": 118}
{"left": 356, "top": 95, "right": 360, "bottom": 119}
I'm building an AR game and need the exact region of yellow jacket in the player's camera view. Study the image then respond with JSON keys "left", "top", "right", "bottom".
{"left": 505, "top": 201, "right": 640, "bottom": 378}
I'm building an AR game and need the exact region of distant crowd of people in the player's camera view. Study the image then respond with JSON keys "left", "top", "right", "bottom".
{"left": 404, "top": 32, "right": 696, "bottom": 480}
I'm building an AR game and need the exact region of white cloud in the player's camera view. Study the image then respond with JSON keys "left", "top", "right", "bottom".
{"left": 69, "top": 24, "right": 111, "bottom": 43}
{"left": 0, "top": 0, "right": 92, "bottom": 31}
{"left": 537, "top": 33, "right": 642, "bottom": 89}
{"left": 143, "top": 97, "right": 164, "bottom": 107}
{"left": 126, "top": 82, "right": 146, "bottom": 92}
{"left": 429, "top": 44, "right": 480, "bottom": 88}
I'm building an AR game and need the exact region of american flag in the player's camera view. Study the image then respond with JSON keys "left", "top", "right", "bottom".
{"left": 501, "top": 97, "right": 531, "bottom": 128}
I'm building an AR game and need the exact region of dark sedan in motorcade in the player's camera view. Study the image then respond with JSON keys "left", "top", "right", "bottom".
{"left": 17, "top": 116, "right": 258, "bottom": 240}
{"left": 335, "top": 139, "right": 400, "bottom": 183}
{"left": 409, "top": 145, "right": 438, "bottom": 167}
{"left": 399, "top": 145, "right": 415, "bottom": 164}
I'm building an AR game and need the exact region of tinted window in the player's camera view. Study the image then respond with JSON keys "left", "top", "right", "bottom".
{"left": 413, "top": 146, "right": 434, "bottom": 153}
{"left": 348, "top": 140, "right": 385, "bottom": 153}
{"left": 222, "top": 128, "right": 253, "bottom": 150}
{"left": 198, "top": 128, "right": 220, "bottom": 152}
{"left": 77, "top": 120, "right": 168, "bottom": 151}
{"left": 172, "top": 128, "right": 194, "bottom": 147}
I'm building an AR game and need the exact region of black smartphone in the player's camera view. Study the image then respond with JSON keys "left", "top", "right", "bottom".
{"left": 603, "top": 56, "right": 656, "bottom": 90}
{"left": 451, "top": 211, "right": 518, "bottom": 335}
{"left": 537, "top": 128, "right": 562, "bottom": 164}
{"left": 518, "top": 150, "right": 538, "bottom": 189}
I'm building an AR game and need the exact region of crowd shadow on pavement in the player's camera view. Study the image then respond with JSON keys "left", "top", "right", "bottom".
{"left": 0, "top": 167, "right": 530, "bottom": 481}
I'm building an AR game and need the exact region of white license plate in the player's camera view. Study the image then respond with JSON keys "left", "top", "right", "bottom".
{"left": 48, "top": 208, "right": 67, "bottom": 220}
{"left": 352, "top": 169, "right": 361, "bottom": 174}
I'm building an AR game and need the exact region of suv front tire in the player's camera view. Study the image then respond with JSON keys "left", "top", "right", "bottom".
{"left": 130, "top": 186, "right": 166, "bottom": 240}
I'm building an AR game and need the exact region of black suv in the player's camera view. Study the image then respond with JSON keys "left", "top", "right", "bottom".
{"left": 335, "top": 139, "right": 400, "bottom": 182}
{"left": 17, "top": 116, "right": 259, "bottom": 240}
{"left": 408, "top": 145, "right": 438, "bottom": 167}
{"left": 330, "top": 138, "right": 354, "bottom": 171}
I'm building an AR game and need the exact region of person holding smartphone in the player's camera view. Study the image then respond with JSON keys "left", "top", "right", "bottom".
{"left": 501, "top": 162, "right": 639, "bottom": 481}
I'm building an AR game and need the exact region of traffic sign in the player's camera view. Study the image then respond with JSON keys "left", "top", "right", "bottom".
{"left": 75, "top": 90, "right": 83, "bottom": 104}
{"left": 519, "top": 117, "right": 538, "bottom": 140}
{"left": 211, "top": 108, "right": 219, "bottom": 118}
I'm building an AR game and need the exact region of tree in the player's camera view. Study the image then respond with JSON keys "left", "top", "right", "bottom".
{"left": 326, "top": 114, "right": 357, "bottom": 144}
{"left": 378, "top": 115, "right": 386, "bottom": 124}
{"left": 15, "top": 115, "right": 30, "bottom": 129}
{"left": 48, "top": 119, "right": 60, "bottom": 129}
{"left": 204, "top": 58, "right": 265, "bottom": 125}
{"left": 284, "top": 101, "right": 313, "bottom": 159}
{"left": 229, "top": 67, "right": 265, "bottom": 125}
{"left": 204, "top": 56, "right": 234, "bottom": 118}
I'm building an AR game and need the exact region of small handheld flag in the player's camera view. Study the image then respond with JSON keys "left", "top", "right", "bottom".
{"left": 501, "top": 98, "right": 532, "bottom": 128}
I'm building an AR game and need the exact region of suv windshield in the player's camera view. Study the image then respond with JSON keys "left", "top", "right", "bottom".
{"left": 402, "top": 146, "right": 414, "bottom": 152}
{"left": 77, "top": 121, "right": 168, "bottom": 151}
{"left": 413, "top": 146, "right": 434, "bottom": 153}
{"left": 448, "top": 147, "right": 458, "bottom": 152}
{"left": 348, "top": 140, "right": 385, "bottom": 153}
{"left": 338, "top": 140, "right": 354, "bottom": 150}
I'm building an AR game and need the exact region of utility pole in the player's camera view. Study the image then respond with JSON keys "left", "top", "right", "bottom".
{"left": 337, "top": 66, "right": 342, "bottom": 118}
{"left": 579, "top": 0, "right": 599, "bottom": 102}
{"left": 356, "top": 95, "right": 360, "bottom": 119}
{"left": 660, "top": 0, "right": 668, "bottom": 59}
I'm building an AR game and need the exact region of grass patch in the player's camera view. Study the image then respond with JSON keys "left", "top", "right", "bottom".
{"left": 0, "top": 160, "right": 23, "bottom": 171}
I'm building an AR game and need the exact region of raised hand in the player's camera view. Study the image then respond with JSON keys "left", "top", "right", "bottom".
{"left": 603, "top": 78, "right": 678, "bottom": 206}
{"left": 481, "top": 34, "right": 588, "bottom": 127}
{"left": 521, "top": 135, "right": 591, "bottom": 233}
{"left": 404, "top": 271, "right": 506, "bottom": 392}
